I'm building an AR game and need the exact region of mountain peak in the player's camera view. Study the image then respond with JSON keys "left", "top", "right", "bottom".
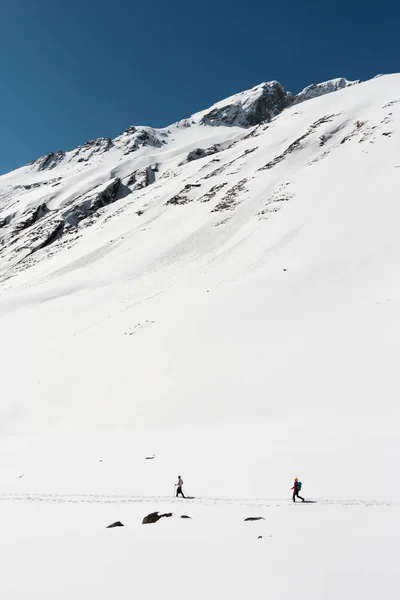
{"left": 193, "top": 80, "right": 293, "bottom": 127}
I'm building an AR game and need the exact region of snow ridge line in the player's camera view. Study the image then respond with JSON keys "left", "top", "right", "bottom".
{"left": 0, "top": 493, "right": 398, "bottom": 507}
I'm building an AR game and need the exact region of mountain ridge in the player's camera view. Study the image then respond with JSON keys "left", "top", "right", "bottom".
{"left": 12, "top": 77, "right": 359, "bottom": 174}
{"left": 0, "top": 73, "right": 397, "bottom": 289}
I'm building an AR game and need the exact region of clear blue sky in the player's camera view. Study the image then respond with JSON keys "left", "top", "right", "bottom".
{"left": 0, "top": 0, "right": 399, "bottom": 174}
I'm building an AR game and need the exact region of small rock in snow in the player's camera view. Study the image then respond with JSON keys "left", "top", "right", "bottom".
{"left": 106, "top": 521, "right": 124, "bottom": 528}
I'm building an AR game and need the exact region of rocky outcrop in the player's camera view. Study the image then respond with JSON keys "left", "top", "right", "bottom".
{"left": 181, "top": 144, "right": 222, "bottom": 164}
{"left": 294, "top": 78, "right": 360, "bottom": 104}
{"left": 244, "top": 517, "right": 265, "bottom": 522}
{"left": 15, "top": 203, "right": 49, "bottom": 232}
{"left": 199, "top": 183, "right": 228, "bottom": 202}
{"left": 37, "top": 220, "right": 65, "bottom": 250}
{"left": 197, "top": 78, "right": 359, "bottom": 129}
{"left": 142, "top": 512, "right": 173, "bottom": 524}
{"left": 186, "top": 148, "right": 207, "bottom": 162}
{"left": 200, "top": 82, "right": 293, "bottom": 128}
{"left": 106, "top": 521, "right": 124, "bottom": 528}
{"left": 114, "top": 127, "right": 167, "bottom": 155}
{"left": 72, "top": 137, "right": 113, "bottom": 162}
{"left": 0, "top": 213, "right": 15, "bottom": 229}
{"left": 29, "top": 150, "right": 66, "bottom": 171}
{"left": 62, "top": 178, "right": 121, "bottom": 228}
{"left": 0, "top": 178, "right": 123, "bottom": 270}
{"left": 212, "top": 179, "right": 247, "bottom": 211}
{"left": 166, "top": 192, "right": 190, "bottom": 206}
{"left": 127, "top": 166, "right": 156, "bottom": 190}
{"left": 258, "top": 114, "right": 339, "bottom": 171}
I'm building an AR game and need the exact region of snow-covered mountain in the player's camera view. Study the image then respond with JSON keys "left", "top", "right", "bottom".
{"left": 0, "top": 76, "right": 361, "bottom": 276}
{"left": 1, "top": 74, "right": 400, "bottom": 600}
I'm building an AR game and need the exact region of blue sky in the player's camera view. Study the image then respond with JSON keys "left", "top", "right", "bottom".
{"left": 0, "top": 0, "right": 399, "bottom": 174}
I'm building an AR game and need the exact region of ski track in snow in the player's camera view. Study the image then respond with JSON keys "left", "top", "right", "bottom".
{"left": 0, "top": 493, "right": 397, "bottom": 508}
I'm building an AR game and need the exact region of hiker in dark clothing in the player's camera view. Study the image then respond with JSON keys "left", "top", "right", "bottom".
{"left": 291, "top": 477, "right": 305, "bottom": 502}
{"left": 175, "top": 476, "right": 185, "bottom": 498}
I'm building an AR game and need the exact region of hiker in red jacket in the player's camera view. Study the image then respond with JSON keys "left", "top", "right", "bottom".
{"left": 291, "top": 478, "right": 305, "bottom": 502}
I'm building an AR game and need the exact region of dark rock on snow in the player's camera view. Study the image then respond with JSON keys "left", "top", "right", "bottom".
{"left": 107, "top": 521, "right": 124, "bottom": 528}
{"left": 244, "top": 517, "right": 265, "bottom": 522}
{"left": 182, "top": 145, "right": 221, "bottom": 164}
{"left": 127, "top": 166, "right": 156, "bottom": 190}
{"left": 62, "top": 178, "right": 121, "bottom": 228}
{"left": 142, "top": 512, "right": 173, "bottom": 524}
{"left": 15, "top": 203, "right": 49, "bottom": 232}
{"left": 200, "top": 82, "right": 292, "bottom": 128}
{"left": 29, "top": 150, "right": 66, "bottom": 171}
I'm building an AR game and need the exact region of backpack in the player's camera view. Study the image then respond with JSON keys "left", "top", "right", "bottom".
{"left": 297, "top": 481, "right": 302, "bottom": 491}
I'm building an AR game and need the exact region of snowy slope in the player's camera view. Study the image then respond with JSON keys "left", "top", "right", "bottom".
{"left": 0, "top": 76, "right": 359, "bottom": 274}
{"left": 0, "top": 74, "right": 400, "bottom": 599}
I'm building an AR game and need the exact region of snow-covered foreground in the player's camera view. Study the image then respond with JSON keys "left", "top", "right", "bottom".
{"left": 1, "top": 496, "right": 398, "bottom": 599}
{"left": 1, "top": 426, "right": 399, "bottom": 598}
{"left": 1, "top": 427, "right": 399, "bottom": 599}
{"left": 1, "top": 74, "right": 400, "bottom": 597}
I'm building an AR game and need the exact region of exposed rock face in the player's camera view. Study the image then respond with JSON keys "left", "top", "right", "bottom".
{"left": 244, "top": 517, "right": 265, "bottom": 522}
{"left": 212, "top": 179, "right": 248, "bottom": 211}
{"left": 0, "top": 178, "right": 122, "bottom": 269}
{"left": 29, "top": 150, "right": 66, "bottom": 171}
{"left": 200, "top": 82, "right": 293, "bottom": 127}
{"left": 197, "top": 78, "right": 359, "bottom": 129}
{"left": 128, "top": 166, "right": 156, "bottom": 190}
{"left": 72, "top": 137, "right": 113, "bottom": 162}
{"left": 294, "top": 78, "right": 360, "bottom": 104}
{"left": 38, "top": 220, "right": 65, "bottom": 250}
{"left": 183, "top": 145, "right": 222, "bottom": 164}
{"left": 15, "top": 203, "right": 49, "bottom": 231}
{"left": 186, "top": 148, "right": 207, "bottom": 161}
{"left": 258, "top": 114, "right": 339, "bottom": 171}
{"left": 62, "top": 178, "right": 121, "bottom": 228}
{"left": 114, "top": 126, "right": 167, "bottom": 155}
{"left": 0, "top": 213, "right": 14, "bottom": 228}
